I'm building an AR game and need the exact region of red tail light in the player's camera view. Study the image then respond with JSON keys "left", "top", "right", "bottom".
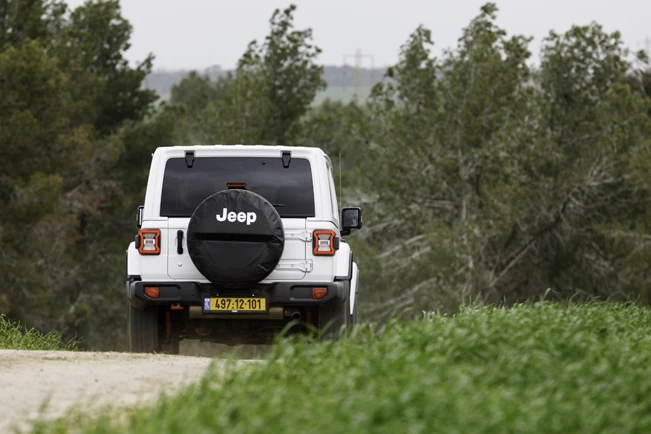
{"left": 138, "top": 229, "right": 161, "bottom": 255}
{"left": 312, "top": 287, "right": 328, "bottom": 299}
{"left": 144, "top": 286, "right": 160, "bottom": 298}
{"left": 313, "top": 230, "right": 336, "bottom": 256}
{"left": 227, "top": 182, "right": 247, "bottom": 189}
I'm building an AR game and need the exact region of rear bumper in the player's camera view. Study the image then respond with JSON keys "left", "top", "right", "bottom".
{"left": 127, "top": 280, "right": 346, "bottom": 309}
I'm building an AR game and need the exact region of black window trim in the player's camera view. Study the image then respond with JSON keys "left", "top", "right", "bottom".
{"left": 158, "top": 156, "right": 316, "bottom": 219}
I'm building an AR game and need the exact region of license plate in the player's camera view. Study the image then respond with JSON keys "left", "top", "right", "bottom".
{"left": 203, "top": 297, "right": 267, "bottom": 313}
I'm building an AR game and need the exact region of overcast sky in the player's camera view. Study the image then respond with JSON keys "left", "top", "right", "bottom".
{"left": 65, "top": 0, "right": 650, "bottom": 71}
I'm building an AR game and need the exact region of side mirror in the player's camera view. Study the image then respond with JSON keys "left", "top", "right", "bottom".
{"left": 136, "top": 205, "right": 144, "bottom": 228}
{"left": 341, "top": 207, "right": 362, "bottom": 236}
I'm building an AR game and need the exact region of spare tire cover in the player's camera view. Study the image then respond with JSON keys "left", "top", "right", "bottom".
{"left": 187, "top": 189, "right": 284, "bottom": 289}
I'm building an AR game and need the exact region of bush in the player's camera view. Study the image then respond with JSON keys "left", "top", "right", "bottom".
{"left": 0, "top": 315, "right": 78, "bottom": 351}
{"left": 35, "top": 302, "right": 651, "bottom": 433}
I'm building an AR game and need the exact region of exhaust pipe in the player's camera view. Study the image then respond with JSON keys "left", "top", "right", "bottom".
{"left": 284, "top": 308, "right": 302, "bottom": 321}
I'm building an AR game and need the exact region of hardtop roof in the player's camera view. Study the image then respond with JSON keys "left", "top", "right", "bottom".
{"left": 154, "top": 144, "right": 327, "bottom": 159}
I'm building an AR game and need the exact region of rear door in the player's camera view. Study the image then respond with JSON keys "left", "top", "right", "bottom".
{"left": 268, "top": 217, "right": 309, "bottom": 281}
{"left": 161, "top": 156, "right": 314, "bottom": 282}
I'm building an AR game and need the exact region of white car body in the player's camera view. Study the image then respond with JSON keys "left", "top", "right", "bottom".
{"left": 126, "top": 145, "right": 361, "bottom": 347}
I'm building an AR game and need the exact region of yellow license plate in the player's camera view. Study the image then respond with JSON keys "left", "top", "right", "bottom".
{"left": 203, "top": 297, "right": 267, "bottom": 313}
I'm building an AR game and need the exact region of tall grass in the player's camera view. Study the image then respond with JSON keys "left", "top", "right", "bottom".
{"left": 0, "top": 315, "right": 77, "bottom": 351}
{"left": 34, "top": 302, "right": 651, "bottom": 433}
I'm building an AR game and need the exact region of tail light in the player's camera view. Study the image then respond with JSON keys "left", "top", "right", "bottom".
{"left": 312, "top": 287, "right": 328, "bottom": 299}
{"left": 313, "top": 230, "right": 337, "bottom": 256}
{"left": 144, "top": 286, "right": 160, "bottom": 298}
{"left": 137, "top": 229, "right": 161, "bottom": 255}
{"left": 227, "top": 182, "right": 247, "bottom": 189}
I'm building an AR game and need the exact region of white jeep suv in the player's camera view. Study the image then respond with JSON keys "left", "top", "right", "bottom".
{"left": 126, "top": 145, "right": 362, "bottom": 353}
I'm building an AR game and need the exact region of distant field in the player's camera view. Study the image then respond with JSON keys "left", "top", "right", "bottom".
{"left": 32, "top": 302, "right": 651, "bottom": 433}
{"left": 155, "top": 85, "right": 375, "bottom": 106}
{"left": 313, "top": 85, "right": 374, "bottom": 105}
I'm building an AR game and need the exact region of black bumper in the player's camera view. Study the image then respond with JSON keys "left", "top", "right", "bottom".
{"left": 127, "top": 280, "right": 346, "bottom": 309}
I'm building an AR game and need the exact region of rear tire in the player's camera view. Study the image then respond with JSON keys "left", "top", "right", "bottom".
{"left": 160, "top": 339, "right": 180, "bottom": 355}
{"left": 350, "top": 280, "right": 358, "bottom": 328}
{"left": 318, "top": 281, "right": 352, "bottom": 340}
{"left": 350, "top": 298, "right": 358, "bottom": 329}
{"left": 128, "top": 305, "right": 159, "bottom": 353}
{"left": 318, "top": 298, "right": 350, "bottom": 340}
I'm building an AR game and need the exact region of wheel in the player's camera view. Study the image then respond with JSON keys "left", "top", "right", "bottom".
{"left": 350, "top": 280, "right": 358, "bottom": 328}
{"left": 186, "top": 189, "right": 284, "bottom": 289}
{"left": 159, "top": 339, "right": 180, "bottom": 355}
{"left": 350, "top": 295, "right": 358, "bottom": 328}
{"left": 318, "top": 281, "right": 352, "bottom": 340}
{"left": 128, "top": 305, "right": 181, "bottom": 354}
{"left": 128, "top": 304, "right": 159, "bottom": 353}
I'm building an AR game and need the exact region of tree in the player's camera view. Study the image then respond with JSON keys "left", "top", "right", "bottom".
{"left": 169, "top": 71, "right": 233, "bottom": 145}
{"left": 0, "top": 0, "right": 65, "bottom": 48}
{"left": 523, "top": 23, "right": 651, "bottom": 301}
{"left": 628, "top": 50, "right": 651, "bottom": 116}
{"left": 0, "top": 0, "right": 162, "bottom": 349}
{"left": 360, "top": 4, "right": 533, "bottom": 316}
{"left": 357, "top": 4, "right": 651, "bottom": 320}
{"left": 170, "top": 70, "right": 231, "bottom": 114}
{"left": 0, "top": 39, "right": 77, "bottom": 329}
{"left": 295, "top": 99, "right": 369, "bottom": 171}
{"left": 198, "top": 4, "right": 325, "bottom": 146}
{"left": 55, "top": 0, "right": 156, "bottom": 134}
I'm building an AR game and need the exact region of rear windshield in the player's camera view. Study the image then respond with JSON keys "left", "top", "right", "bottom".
{"left": 160, "top": 157, "right": 315, "bottom": 218}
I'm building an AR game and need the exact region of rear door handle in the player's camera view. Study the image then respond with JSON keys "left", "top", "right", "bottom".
{"left": 177, "top": 230, "right": 184, "bottom": 254}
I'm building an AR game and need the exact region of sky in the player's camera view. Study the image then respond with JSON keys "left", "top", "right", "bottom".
{"left": 65, "top": 0, "right": 651, "bottom": 71}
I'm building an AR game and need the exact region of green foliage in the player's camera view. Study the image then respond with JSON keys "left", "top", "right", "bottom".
{"left": 170, "top": 71, "right": 231, "bottom": 116}
{"left": 295, "top": 99, "right": 370, "bottom": 176}
{"left": 0, "top": 0, "right": 65, "bottom": 48}
{"left": 34, "top": 303, "right": 651, "bottom": 433}
{"left": 56, "top": 0, "right": 156, "bottom": 134}
{"left": 0, "top": 315, "right": 77, "bottom": 350}
{"left": 173, "top": 4, "right": 326, "bottom": 146}
{"left": 2, "top": 0, "right": 651, "bottom": 350}
{"left": 240, "top": 4, "right": 325, "bottom": 144}
{"left": 356, "top": 3, "right": 651, "bottom": 318}
{"left": 0, "top": 39, "right": 71, "bottom": 180}
{"left": 0, "top": 0, "right": 161, "bottom": 350}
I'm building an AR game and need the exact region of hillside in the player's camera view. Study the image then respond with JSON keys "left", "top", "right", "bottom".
{"left": 144, "top": 64, "right": 387, "bottom": 102}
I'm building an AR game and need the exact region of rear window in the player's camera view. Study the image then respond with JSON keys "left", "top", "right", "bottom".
{"left": 160, "top": 157, "right": 315, "bottom": 218}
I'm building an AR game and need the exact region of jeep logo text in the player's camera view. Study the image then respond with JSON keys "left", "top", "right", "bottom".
{"left": 216, "top": 208, "right": 257, "bottom": 225}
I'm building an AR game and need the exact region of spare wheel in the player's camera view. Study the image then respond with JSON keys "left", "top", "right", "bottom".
{"left": 187, "top": 189, "right": 284, "bottom": 289}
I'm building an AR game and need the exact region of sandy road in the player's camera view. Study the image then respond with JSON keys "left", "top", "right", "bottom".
{"left": 0, "top": 350, "right": 245, "bottom": 433}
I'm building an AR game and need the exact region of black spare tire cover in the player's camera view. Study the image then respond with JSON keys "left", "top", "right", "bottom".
{"left": 187, "top": 189, "right": 284, "bottom": 289}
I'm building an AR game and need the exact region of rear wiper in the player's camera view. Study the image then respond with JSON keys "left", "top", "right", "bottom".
{"left": 272, "top": 204, "right": 285, "bottom": 208}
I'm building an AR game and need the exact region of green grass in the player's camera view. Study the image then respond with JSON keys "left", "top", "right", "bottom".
{"left": 33, "top": 302, "right": 651, "bottom": 433}
{"left": 0, "top": 315, "right": 78, "bottom": 351}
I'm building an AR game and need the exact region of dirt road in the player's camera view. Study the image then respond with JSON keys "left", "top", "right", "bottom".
{"left": 0, "top": 350, "right": 238, "bottom": 432}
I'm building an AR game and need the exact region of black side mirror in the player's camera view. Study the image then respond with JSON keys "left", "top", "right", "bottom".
{"left": 136, "top": 205, "right": 144, "bottom": 228}
{"left": 341, "top": 207, "right": 362, "bottom": 236}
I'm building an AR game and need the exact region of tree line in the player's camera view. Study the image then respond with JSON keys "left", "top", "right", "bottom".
{"left": 1, "top": 1, "right": 649, "bottom": 349}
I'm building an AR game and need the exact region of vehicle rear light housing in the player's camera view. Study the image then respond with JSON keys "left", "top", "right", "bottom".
{"left": 144, "top": 286, "right": 160, "bottom": 298}
{"left": 312, "top": 287, "right": 328, "bottom": 299}
{"left": 138, "top": 229, "right": 161, "bottom": 255}
{"left": 313, "top": 230, "right": 337, "bottom": 256}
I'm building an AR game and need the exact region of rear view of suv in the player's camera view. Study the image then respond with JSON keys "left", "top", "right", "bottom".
{"left": 126, "top": 145, "right": 362, "bottom": 353}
